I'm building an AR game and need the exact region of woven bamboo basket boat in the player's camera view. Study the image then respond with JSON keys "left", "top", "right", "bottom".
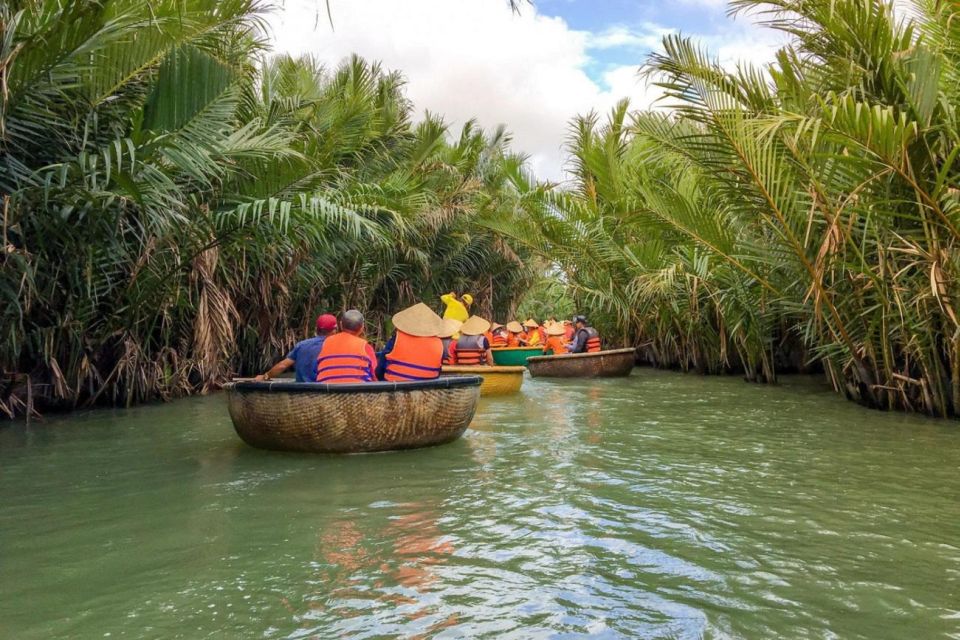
{"left": 224, "top": 377, "right": 482, "bottom": 454}
{"left": 526, "top": 348, "right": 637, "bottom": 379}
{"left": 491, "top": 347, "right": 544, "bottom": 367}
{"left": 441, "top": 365, "right": 525, "bottom": 396}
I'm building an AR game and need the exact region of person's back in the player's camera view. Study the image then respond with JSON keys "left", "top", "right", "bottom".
{"left": 543, "top": 335, "right": 567, "bottom": 355}
{"left": 316, "top": 311, "right": 377, "bottom": 383}
{"left": 385, "top": 331, "right": 444, "bottom": 381}
{"left": 289, "top": 336, "right": 327, "bottom": 382}
{"left": 451, "top": 316, "right": 493, "bottom": 366}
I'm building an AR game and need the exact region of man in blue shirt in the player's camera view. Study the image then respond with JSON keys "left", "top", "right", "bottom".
{"left": 255, "top": 314, "right": 338, "bottom": 382}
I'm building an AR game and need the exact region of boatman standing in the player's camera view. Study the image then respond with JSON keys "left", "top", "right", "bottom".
{"left": 440, "top": 292, "right": 473, "bottom": 322}
{"left": 256, "top": 313, "right": 337, "bottom": 382}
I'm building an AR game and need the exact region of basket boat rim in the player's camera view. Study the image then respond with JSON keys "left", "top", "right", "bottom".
{"left": 224, "top": 376, "right": 481, "bottom": 395}
{"left": 526, "top": 348, "right": 636, "bottom": 364}
{"left": 442, "top": 365, "right": 526, "bottom": 374}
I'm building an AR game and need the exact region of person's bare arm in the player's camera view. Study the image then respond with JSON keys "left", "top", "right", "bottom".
{"left": 255, "top": 358, "right": 294, "bottom": 381}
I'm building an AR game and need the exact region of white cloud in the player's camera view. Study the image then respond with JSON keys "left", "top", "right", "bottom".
{"left": 267, "top": 0, "right": 779, "bottom": 181}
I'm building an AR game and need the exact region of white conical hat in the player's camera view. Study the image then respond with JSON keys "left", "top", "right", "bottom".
{"left": 546, "top": 323, "right": 565, "bottom": 336}
{"left": 438, "top": 318, "right": 462, "bottom": 339}
{"left": 392, "top": 303, "right": 443, "bottom": 337}
{"left": 506, "top": 320, "right": 524, "bottom": 333}
{"left": 460, "top": 315, "right": 492, "bottom": 336}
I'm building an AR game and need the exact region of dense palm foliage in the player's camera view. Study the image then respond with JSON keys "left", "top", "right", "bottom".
{"left": 0, "top": 0, "right": 537, "bottom": 417}
{"left": 497, "top": 0, "right": 960, "bottom": 416}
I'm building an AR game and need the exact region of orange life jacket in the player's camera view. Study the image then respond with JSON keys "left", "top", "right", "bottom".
{"left": 384, "top": 331, "right": 443, "bottom": 382}
{"left": 316, "top": 332, "right": 375, "bottom": 383}
{"left": 491, "top": 329, "right": 508, "bottom": 348}
{"left": 507, "top": 332, "right": 524, "bottom": 347}
{"left": 575, "top": 327, "right": 601, "bottom": 353}
{"left": 454, "top": 335, "right": 489, "bottom": 365}
{"left": 563, "top": 325, "right": 575, "bottom": 341}
{"left": 543, "top": 336, "right": 567, "bottom": 355}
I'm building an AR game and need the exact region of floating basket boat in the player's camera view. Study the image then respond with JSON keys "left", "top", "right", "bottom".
{"left": 491, "top": 347, "right": 544, "bottom": 367}
{"left": 525, "top": 348, "right": 637, "bottom": 379}
{"left": 441, "top": 365, "right": 525, "bottom": 396}
{"left": 224, "top": 377, "right": 482, "bottom": 454}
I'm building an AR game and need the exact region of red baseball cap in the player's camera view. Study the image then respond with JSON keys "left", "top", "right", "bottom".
{"left": 316, "top": 314, "right": 337, "bottom": 332}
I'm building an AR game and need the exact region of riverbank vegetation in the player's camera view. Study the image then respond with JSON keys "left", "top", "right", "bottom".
{"left": 494, "top": 0, "right": 960, "bottom": 416}
{"left": 0, "top": 1, "right": 537, "bottom": 416}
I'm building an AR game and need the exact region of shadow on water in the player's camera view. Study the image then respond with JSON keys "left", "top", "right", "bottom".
{"left": 2, "top": 370, "right": 960, "bottom": 638}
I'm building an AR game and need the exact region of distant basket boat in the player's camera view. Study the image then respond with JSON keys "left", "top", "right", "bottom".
{"left": 491, "top": 347, "right": 544, "bottom": 367}
{"left": 224, "top": 377, "right": 481, "bottom": 453}
{"left": 442, "top": 365, "right": 525, "bottom": 396}
{"left": 525, "top": 348, "right": 637, "bottom": 379}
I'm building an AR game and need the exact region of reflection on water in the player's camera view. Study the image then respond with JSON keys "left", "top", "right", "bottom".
{"left": 1, "top": 370, "right": 960, "bottom": 639}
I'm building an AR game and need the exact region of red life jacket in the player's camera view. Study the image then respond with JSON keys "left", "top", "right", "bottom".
{"left": 454, "top": 335, "right": 489, "bottom": 365}
{"left": 316, "top": 332, "right": 375, "bottom": 383}
{"left": 384, "top": 332, "right": 443, "bottom": 382}
{"left": 491, "top": 329, "right": 508, "bottom": 348}
{"left": 563, "top": 325, "right": 575, "bottom": 341}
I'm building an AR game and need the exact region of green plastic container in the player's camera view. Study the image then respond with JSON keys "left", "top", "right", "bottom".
{"left": 491, "top": 347, "right": 544, "bottom": 367}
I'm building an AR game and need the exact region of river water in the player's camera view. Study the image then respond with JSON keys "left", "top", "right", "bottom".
{"left": 1, "top": 370, "right": 959, "bottom": 639}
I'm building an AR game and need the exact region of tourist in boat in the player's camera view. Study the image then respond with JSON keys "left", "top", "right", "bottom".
{"left": 568, "top": 316, "right": 602, "bottom": 353}
{"left": 255, "top": 313, "right": 338, "bottom": 382}
{"left": 505, "top": 321, "right": 526, "bottom": 347}
{"left": 562, "top": 319, "right": 575, "bottom": 341}
{"left": 382, "top": 303, "right": 445, "bottom": 381}
{"left": 542, "top": 322, "right": 568, "bottom": 356}
{"left": 523, "top": 319, "right": 542, "bottom": 346}
{"left": 450, "top": 316, "right": 494, "bottom": 366}
{"left": 489, "top": 323, "right": 509, "bottom": 348}
{"left": 439, "top": 319, "right": 462, "bottom": 365}
{"left": 315, "top": 310, "right": 378, "bottom": 383}
{"left": 440, "top": 292, "right": 473, "bottom": 323}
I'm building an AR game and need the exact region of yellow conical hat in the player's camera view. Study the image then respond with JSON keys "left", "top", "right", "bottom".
{"left": 460, "top": 316, "right": 492, "bottom": 336}
{"left": 438, "top": 318, "right": 462, "bottom": 339}
{"left": 392, "top": 303, "right": 443, "bottom": 338}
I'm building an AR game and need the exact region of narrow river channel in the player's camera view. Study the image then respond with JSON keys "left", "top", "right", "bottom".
{"left": 2, "top": 370, "right": 959, "bottom": 639}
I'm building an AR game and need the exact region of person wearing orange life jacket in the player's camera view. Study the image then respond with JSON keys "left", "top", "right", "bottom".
{"left": 438, "top": 319, "right": 462, "bottom": 365}
{"left": 382, "top": 303, "right": 445, "bottom": 382}
{"left": 489, "top": 323, "right": 508, "bottom": 348}
{"left": 315, "top": 310, "right": 378, "bottom": 383}
{"left": 542, "top": 322, "right": 568, "bottom": 355}
{"left": 568, "top": 315, "right": 602, "bottom": 353}
{"left": 505, "top": 321, "right": 526, "bottom": 347}
{"left": 562, "top": 319, "right": 575, "bottom": 342}
{"left": 523, "top": 319, "right": 542, "bottom": 346}
{"left": 450, "top": 316, "right": 494, "bottom": 366}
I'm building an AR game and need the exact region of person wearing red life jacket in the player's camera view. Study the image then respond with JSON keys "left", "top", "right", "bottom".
{"left": 450, "top": 316, "right": 494, "bottom": 366}
{"left": 489, "top": 324, "right": 509, "bottom": 348}
{"left": 568, "top": 315, "right": 602, "bottom": 353}
{"left": 383, "top": 303, "right": 445, "bottom": 382}
{"left": 315, "top": 310, "right": 378, "bottom": 383}
{"left": 438, "top": 318, "right": 462, "bottom": 365}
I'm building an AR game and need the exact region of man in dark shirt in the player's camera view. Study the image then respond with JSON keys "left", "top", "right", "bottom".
{"left": 567, "top": 315, "right": 600, "bottom": 354}
{"left": 256, "top": 314, "right": 337, "bottom": 382}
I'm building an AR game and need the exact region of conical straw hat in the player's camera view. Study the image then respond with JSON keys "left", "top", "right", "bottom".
{"left": 492, "top": 323, "right": 504, "bottom": 330}
{"left": 506, "top": 320, "right": 524, "bottom": 333}
{"left": 523, "top": 318, "right": 539, "bottom": 329}
{"left": 392, "top": 303, "right": 443, "bottom": 337}
{"left": 438, "top": 318, "right": 462, "bottom": 339}
{"left": 460, "top": 315, "right": 491, "bottom": 336}
{"left": 546, "top": 323, "right": 565, "bottom": 336}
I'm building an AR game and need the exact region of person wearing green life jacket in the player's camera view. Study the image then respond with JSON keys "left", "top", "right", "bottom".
{"left": 440, "top": 292, "right": 473, "bottom": 323}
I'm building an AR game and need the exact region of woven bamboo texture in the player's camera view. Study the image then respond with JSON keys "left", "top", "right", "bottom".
{"left": 224, "top": 378, "right": 481, "bottom": 453}
{"left": 441, "top": 366, "right": 525, "bottom": 396}
{"left": 526, "top": 348, "right": 636, "bottom": 379}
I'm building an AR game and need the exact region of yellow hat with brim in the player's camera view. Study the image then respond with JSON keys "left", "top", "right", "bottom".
{"left": 546, "top": 323, "right": 565, "bottom": 336}
{"left": 523, "top": 319, "right": 539, "bottom": 329}
{"left": 506, "top": 321, "right": 524, "bottom": 333}
{"left": 460, "top": 316, "right": 491, "bottom": 336}
{"left": 438, "top": 318, "right": 462, "bottom": 339}
{"left": 462, "top": 294, "right": 474, "bottom": 305}
{"left": 392, "top": 303, "right": 443, "bottom": 338}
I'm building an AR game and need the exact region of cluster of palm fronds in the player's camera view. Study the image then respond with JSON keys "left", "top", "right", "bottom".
{"left": 495, "top": 0, "right": 960, "bottom": 416}
{"left": 0, "top": 0, "right": 537, "bottom": 416}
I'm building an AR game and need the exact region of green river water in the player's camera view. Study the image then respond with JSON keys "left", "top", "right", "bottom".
{"left": 1, "top": 370, "right": 959, "bottom": 639}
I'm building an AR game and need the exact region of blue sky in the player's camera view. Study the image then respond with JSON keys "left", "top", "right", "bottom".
{"left": 272, "top": 0, "right": 780, "bottom": 179}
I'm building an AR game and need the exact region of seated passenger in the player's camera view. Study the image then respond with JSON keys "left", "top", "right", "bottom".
{"left": 505, "top": 321, "right": 526, "bottom": 347}
{"left": 542, "top": 322, "right": 568, "bottom": 356}
{"left": 439, "top": 319, "right": 462, "bottom": 365}
{"left": 523, "top": 319, "right": 542, "bottom": 346}
{"left": 568, "top": 315, "right": 602, "bottom": 354}
{"left": 256, "top": 314, "right": 337, "bottom": 382}
{"left": 450, "top": 316, "right": 494, "bottom": 366}
{"left": 562, "top": 319, "right": 575, "bottom": 341}
{"left": 490, "top": 324, "right": 509, "bottom": 348}
{"left": 315, "top": 310, "right": 378, "bottom": 383}
{"left": 383, "top": 303, "right": 445, "bottom": 382}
